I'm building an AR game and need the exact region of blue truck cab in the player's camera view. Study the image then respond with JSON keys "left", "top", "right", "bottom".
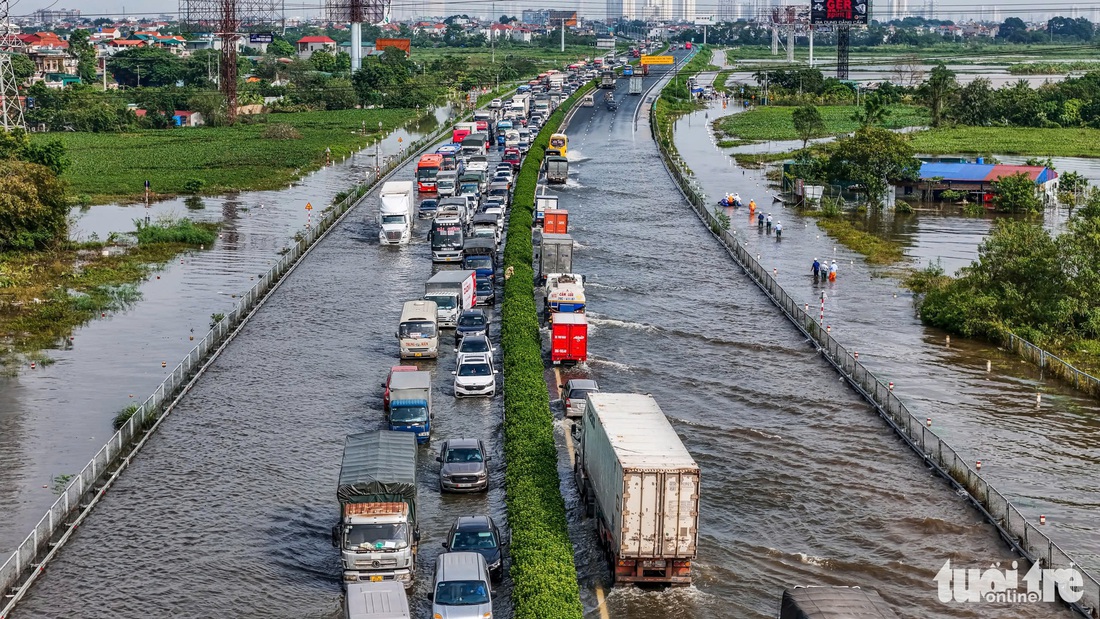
{"left": 386, "top": 371, "right": 433, "bottom": 444}
{"left": 462, "top": 238, "right": 497, "bottom": 279}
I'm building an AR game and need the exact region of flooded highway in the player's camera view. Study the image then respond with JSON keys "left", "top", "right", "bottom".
{"left": 669, "top": 93, "right": 1100, "bottom": 576}
{"left": 550, "top": 72, "right": 1074, "bottom": 618}
{"left": 11, "top": 115, "right": 514, "bottom": 617}
{"left": 0, "top": 109, "right": 450, "bottom": 558}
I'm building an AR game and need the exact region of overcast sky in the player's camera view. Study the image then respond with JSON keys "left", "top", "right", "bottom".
{"left": 11, "top": 0, "right": 1099, "bottom": 23}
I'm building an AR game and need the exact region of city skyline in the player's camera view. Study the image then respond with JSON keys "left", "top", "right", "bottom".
{"left": 10, "top": 0, "right": 1099, "bottom": 21}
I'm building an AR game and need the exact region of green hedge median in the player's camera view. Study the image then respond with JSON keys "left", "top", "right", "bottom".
{"left": 501, "top": 81, "right": 594, "bottom": 619}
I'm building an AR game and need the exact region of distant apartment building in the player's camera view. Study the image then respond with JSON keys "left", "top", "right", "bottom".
{"left": 32, "top": 8, "right": 80, "bottom": 25}
{"left": 522, "top": 9, "right": 549, "bottom": 25}
{"left": 607, "top": 0, "right": 637, "bottom": 20}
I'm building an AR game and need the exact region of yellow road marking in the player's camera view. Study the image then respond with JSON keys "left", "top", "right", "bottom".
{"left": 595, "top": 583, "right": 610, "bottom": 619}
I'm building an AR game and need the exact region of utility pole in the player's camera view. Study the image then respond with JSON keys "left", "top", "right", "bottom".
{"left": 560, "top": 17, "right": 565, "bottom": 52}
{"left": 491, "top": 0, "right": 495, "bottom": 64}
{"left": 0, "top": 0, "right": 26, "bottom": 132}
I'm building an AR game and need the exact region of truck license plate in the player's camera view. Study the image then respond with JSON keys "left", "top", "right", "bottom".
{"left": 370, "top": 575, "right": 383, "bottom": 582}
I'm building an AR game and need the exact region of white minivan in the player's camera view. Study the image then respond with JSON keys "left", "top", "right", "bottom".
{"left": 345, "top": 581, "right": 410, "bottom": 619}
{"left": 431, "top": 552, "right": 494, "bottom": 619}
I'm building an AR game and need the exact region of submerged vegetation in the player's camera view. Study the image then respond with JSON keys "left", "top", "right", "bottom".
{"left": 718, "top": 105, "right": 928, "bottom": 142}
{"left": 0, "top": 217, "right": 217, "bottom": 358}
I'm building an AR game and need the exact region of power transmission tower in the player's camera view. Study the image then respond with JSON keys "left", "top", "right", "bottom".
{"left": 327, "top": 0, "right": 391, "bottom": 72}
{"left": 180, "top": 0, "right": 283, "bottom": 124}
{"left": 0, "top": 0, "right": 27, "bottom": 132}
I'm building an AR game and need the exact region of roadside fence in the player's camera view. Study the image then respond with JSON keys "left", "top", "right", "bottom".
{"left": 1005, "top": 333, "right": 1100, "bottom": 399}
{"left": 0, "top": 110, "right": 467, "bottom": 618}
{"left": 648, "top": 88, "right": 1100, "bottom": 618}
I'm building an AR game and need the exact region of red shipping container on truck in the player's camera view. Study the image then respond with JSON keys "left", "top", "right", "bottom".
{"left": 544, "top": 210, "right": 569, "bottom": 234}
{"left": 551, "top": 312, "right": 588, "bottom": 364}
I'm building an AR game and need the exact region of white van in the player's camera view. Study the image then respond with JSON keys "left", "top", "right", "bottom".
{"left": 397, "top": 300, "right": 438, "bottom": 359}
{"left": 345, "top": 581, "right": 411, "bottom": 619}
{"left": 431, "top": 552, "right": 493, "bottom": 619}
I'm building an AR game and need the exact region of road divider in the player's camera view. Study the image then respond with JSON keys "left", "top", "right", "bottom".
{"left": 500, "top": 81, "right": 594, "bottom": 619}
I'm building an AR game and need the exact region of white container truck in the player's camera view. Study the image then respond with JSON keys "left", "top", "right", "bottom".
{"left": 345, "top": 581, "right": 411, "bottom": 619}
{"left": 571, "top": 393, "right": 699, "bottom": 585}
{"left": 423, "top": 270, "right": 476, "bottom": 328}
{"left": 378, "top": 181, "right": 415, "bottom": 245}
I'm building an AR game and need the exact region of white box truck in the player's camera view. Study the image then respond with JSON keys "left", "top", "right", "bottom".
{"left": 378, "top": 181, "right": 415, "bottom": 245}
{"left": 345, "top": 581, "right": 411, "bottom": 619}
{"left": 571, "top": 393, "right": 699, "bottom": 585}
{"left": 424, "top": 270, "right": 476, "bottom": 328}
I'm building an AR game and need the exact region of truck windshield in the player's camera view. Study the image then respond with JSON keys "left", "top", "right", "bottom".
{"left": 432, "top": 226, "right": 463, "bottom": 248}
{"left": 460, "top": 184, "right": 479, "bottom": 194}
{"left": 464, "top": 256, "right": 493, "bottom": 271}
{"left": 381, "top": 214, "right": 406, "bottom": 225}
{"left": 390, "top": 405, "right": 429, "bottom": 423}
{"left": 399, "top": 320, "right": 437, "bottom": 338}
{"left": 445, "top": 447, "right": 484, "bottom": 463}
{"left": 434, "top": 581, "right": 490, "bottom": 606}
{"left": 346, "top": 523, "right": 408, "bottom": 551}
{"left": 426, "top": 295, "right": 455, "bottom": 310}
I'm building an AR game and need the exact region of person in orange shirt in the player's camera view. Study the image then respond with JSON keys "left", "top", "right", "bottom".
{"left": 749, "top": 199, "right": 756, "bottom": 214}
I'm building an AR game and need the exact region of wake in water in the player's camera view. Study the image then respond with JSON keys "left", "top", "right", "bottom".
{"left": 567, "top": 149, "right": 591, "bottom": 163}
{"left": 585, "top": 313, "right": 660, "bottom": 333}
{"left": 586, "top": 357, "right": 635, "bottom": 372}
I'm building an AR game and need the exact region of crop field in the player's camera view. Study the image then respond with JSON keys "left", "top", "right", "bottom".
{"left": 908, "top": 126, "right": 1100, "bottom": 158}
{"left": 32, "top": 108, "right": 421, "bottom": 203}
{"left": 717, "top": 105, "right": 928, "bottom": 141}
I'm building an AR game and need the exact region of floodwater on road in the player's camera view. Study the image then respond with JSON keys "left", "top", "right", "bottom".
{"left": 0, "top": 106, "right": 453, "bottom": 558}
{"left": 547, "top": 71, "right": 1074, "bottom": 619}
{"left": 667, "top": 94, "right": 1100, "bottom": 578}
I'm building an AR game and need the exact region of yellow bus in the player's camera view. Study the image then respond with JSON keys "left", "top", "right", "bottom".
{"left": 548, "top": 133, "right": 568, "bottom": 158}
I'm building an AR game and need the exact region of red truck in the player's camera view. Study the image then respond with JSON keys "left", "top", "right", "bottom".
{"left": 551, "top": 313, "right": 587, "bottom": 365}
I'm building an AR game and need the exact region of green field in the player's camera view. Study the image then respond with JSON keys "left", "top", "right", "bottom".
{"left": 717, "top": 105, "right": 929, "bottom": 141}
{"left": 908, "top": 126, "right": 1100, "bottom": 158}
{"left": 33, "top": 108, "right": 421, "bottom": 203}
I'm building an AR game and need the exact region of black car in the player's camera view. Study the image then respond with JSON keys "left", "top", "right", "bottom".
{"left": 442, "top": 515, "right": 505, "bottom": 581}
{"left": 418, "top": 198, "right": 439, "bottom": 219}
{"left": 455, "top": 309, "right": 490, "bottom": 343}
{"left": 475, "top": 277, "right": 495, "bottom": 306}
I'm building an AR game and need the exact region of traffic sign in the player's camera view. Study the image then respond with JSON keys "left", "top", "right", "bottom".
{"left": 640, "top": 55, "right": 674, "bottom": 66}
{"left": 305, "top": 202, "right": 312, "bottom": 211}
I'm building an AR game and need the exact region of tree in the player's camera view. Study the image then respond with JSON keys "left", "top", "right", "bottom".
{"left": 68, "top": 29, "right": 98, "bottom": 84}
{"left": 996, "top": 17, "right": 1032, "bottom": 43}
{"left": 10, "top": 53, "right": 36, "bottom": 82}
{"left": 334, "top": 51, "right": 352, "bottom": 74}
{"left": 311, "top": 49, "right": 337, "bottom": 73}
{"left": 792, "top": 104, "right": 826, "bottom": 150}
{"left": 0, "top": 156, "right": 70, "bottom": 250}
{"left": 269, "top": 38, "right": 295, "bottom": 58}
{"left": 851, "top": 92, "right": 891, "bottom": 129}
{"left": 823, "top": 127, "right": 920, "bottom": 208}
{"left": 918, "top": 63, "right": 957, "bottom": 128}
{"left": 992, "top": 172, "right": 1042, "bottom": 213}
{"left": 951, "top": 78, "right": 995, "bottom": 126}
{"left": 1061, "top": 171, "right": 1089, "bottom": 194}
{"left": 107, "top": 48, "right": 183, "bottom": 88}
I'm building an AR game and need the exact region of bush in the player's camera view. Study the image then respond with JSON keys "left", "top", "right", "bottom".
{"left": 113, "top": 404, "right": 140, "bottom": 431}
{"left": 0, "top": 159, "right": 70, "bottom": 250}
{"left": 261, "top": 123, "right": 303, "bottom": 139}
{"left": 183, "top": 178, "right": 205, "bottom": 194}
{"left": 132, "top": 217, "right": 218, "bottom": 246}
{"left": 500, "top": 82, "right": 593, "bottom": 619}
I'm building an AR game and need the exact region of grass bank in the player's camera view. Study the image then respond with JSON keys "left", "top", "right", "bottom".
{"left": 500, "top": 82, "right": 592, "bottom": 619}
{"left": 811, "top": 212, "right": 906, "bottom": 265}
{"left": 32, "top": 109, "right": 420, "bottom": 204}
{"left": 0, "top": 218, "right": 217, "bottom": 361}
{"left": 718, "top": 105, "right": 928, "bottom": 141}
{"left": 908, "top": 126, "right": 1100, "bottom": 158}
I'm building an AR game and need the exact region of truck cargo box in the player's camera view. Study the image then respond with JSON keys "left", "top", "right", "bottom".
{"left": 551, "top": 313, "right": 587, "bottom": 364}
{"left": 338, "top": 432, "right": 418, "bottom": 521}
{"left": 779, "top": 587, "right": 898, "bottom": 619}
{"left": 544, "top": 210, "right": 569, "bottom": 234}
{"left": 581, "top": 393, "right": 698, "bottom": 563}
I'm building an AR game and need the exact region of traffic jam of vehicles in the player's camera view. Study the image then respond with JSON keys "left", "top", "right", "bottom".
{"left": 336, "top": 66, "right": 587, "bottom": 619}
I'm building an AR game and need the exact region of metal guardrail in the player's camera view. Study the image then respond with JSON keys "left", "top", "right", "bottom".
{"left": 0, "top": 112, "right": 464, "bottom": 618}
{"left": 1005, "top": 333, "right": 1100, "bottom": 399}
{"left": 648, "top": 77, "right": 1099, "bottom": 619}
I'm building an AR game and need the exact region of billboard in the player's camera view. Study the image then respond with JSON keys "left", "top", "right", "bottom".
{"left": 811, "top": 0, "right": 869, "bottom": 24}
{"left": 249, "top": 33, "right": 274, "bottom": 43}
{"left": 376, "top": 38, "right": 411, "bottom": 56}
{"left": 640, "top": 55, "right": 674, "bottom": 65}
{"left": 549, "top": 10, "right": 578, "bottom": 27}
{"left": 596, "top": 37, "right": 616, "bottom": 49}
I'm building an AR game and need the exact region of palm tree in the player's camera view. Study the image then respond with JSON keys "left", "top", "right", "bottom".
{"left": 851, "top": 92, "right": 891, "bottom": 129}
